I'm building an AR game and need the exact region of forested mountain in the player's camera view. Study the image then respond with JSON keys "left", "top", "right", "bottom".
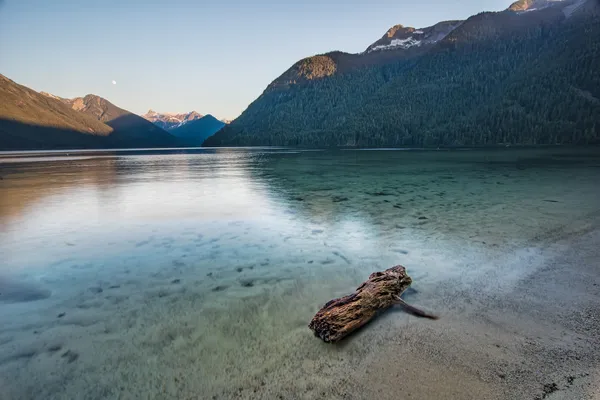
{"left": 0, "top": 76, "right": 176, "bottom": 150}
{"left": 204, "top": 0, "right": 600, "bottom": 147}
{"left": 169, "top": 114, "right": 225, "bottom": 146}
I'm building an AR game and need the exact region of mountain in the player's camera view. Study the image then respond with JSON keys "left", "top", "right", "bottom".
{"left": 1, "top": 75, "right": 113, "bottom": 150}
{"left": 142, "top": 110, "right": 204, "bottom": 130}
{"left": 365, "top": 21, "right": 462, "bottom": 53}
{"left": 0, "top": 75, "right": 176, "bottom": 150}
{"left": 204, "top": 0, "right": 600, "bottom": 147}
{"left": 170, "top": 114, "right": 226, "bottom": 146}
{"left": 263, "top": 20, "right": 460, "bottom": 94}
{"left": 509, "top": 0, "right": 588, "bottom": 13}
{"left": 55, "top": 95, "right": 176, "bottom": 147}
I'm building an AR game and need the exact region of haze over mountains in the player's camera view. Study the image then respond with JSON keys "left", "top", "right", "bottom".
{"left": 205, "top": 0, "right": 600, "bottom": 147}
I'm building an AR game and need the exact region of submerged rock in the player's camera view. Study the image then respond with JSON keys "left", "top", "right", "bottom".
{"left": 61, "top": 350, "right": 79, "bottom": 363}
{"left": 0, "top": 277, "right": 51, "bottom": 303}
{"left": 366, "top": 191, "right": 393, "bottom": 196}
{"left": 48, "top": 345, "right": 62, "bottom": 353}
{"left": 240, "top": 279, "right": 255, "bottom": 287}
{"left": 332, "top": 196, "right": 349, "bottom": 203}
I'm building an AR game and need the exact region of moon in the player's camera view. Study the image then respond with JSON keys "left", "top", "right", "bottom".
{"left": 112, "top": 80, "right": 117, "bottom": 85}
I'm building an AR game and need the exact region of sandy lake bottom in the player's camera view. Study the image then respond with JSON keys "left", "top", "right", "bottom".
{"left": 1, "top": 147, "right": 599, "bottom": 399}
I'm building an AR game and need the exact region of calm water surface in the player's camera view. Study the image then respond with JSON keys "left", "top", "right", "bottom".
{"left": 1, "top": 147, "right": 599, "bottom": 399}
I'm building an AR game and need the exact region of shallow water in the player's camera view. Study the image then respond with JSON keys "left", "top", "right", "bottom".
{"left": 1, "top": 147, "right": 599, "bottom": 399}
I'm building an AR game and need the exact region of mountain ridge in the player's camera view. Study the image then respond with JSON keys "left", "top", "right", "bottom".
{"left": 263, "top": 20, "right": 458, "bottom": 94}
{"left": 204, "top": 0, "right": 600, "bottom": 147}
{"left": 53, "top": 93, "right": 176, "bottom": 147}
{"left": 170, "top": 114, "right": 226, "bottom": 146}
{"left": 142, "top": 110, "right": 204, "bottom": 130}
{"left": 0, "top": 75, "right": 111, "bottom": 135}
{"left": 143, "top": 109, "right": 232, "bottom": 130}
{"left": 365, "top": 20, "right": 463, "bottom": 53}
{"left": 1, "top": 77, "right": 176, "bottom": 150}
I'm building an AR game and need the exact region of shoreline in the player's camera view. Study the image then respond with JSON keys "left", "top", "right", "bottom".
{"left": 2, "top": 144, "right": 600, "bottom": 156}
{"left": 208, "top": 216, "right": 600, "bottom": 399}
{"left": 317, "top": 219, "right": 600, "bottom": 400}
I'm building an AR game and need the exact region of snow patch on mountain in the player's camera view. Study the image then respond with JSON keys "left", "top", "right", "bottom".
{"left": 142, "top": 110, "right": 204, "bottom": 130}
{"left": 142, "top": 110, "right": 231, "bottom": 129}
{"left": 365, "top": 20, "right": 463, "bottom": 54}
{"left": 40, "top": 91, "right": 64, "bottom": 101}
{"left": 369, "top": 37, "right": 422, "bottom": 52}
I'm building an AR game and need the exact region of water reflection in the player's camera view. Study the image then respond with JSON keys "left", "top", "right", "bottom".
{"left": 2, "top": 147, "right": 600, "bottom": 273}
{"left": 0, "top": 150, "right": 292, "bottom": 273}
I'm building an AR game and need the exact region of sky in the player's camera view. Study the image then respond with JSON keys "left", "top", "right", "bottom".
{"left": 0, "top": 0, "right": 511, "bottom": 120}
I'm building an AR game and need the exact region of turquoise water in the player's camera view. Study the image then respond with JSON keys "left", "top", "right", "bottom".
{"left": 1, "top": 148, "right": 599, "bottom": 399}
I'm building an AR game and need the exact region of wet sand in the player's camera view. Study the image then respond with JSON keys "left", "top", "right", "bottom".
{"left": 335, "top": 219, "right": 600, "bottom": 400}
{"left": 199, "top": 218, "right": 600, "bottom": 400}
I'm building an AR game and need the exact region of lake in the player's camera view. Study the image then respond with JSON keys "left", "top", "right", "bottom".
{"left": 1, "top": 147, "right": 600, "bottom": 399}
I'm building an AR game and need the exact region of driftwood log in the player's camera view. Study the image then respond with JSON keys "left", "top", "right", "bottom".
{"left": 309, "top": 265, "right": 438, "bottom": 342}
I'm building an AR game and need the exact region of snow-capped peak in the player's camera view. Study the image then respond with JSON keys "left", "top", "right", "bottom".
{"left": 142, "top": 110, "right": 205, "bottom": 130}
{"left": 365, "top": 20, "right": 463, "bottom": 54}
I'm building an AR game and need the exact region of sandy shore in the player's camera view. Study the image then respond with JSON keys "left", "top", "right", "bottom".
{"left": 204, "top": 218, "right": 600, "bottom": 400}
{"left": 327, "top": 220, "right": 600, "bottom": 400}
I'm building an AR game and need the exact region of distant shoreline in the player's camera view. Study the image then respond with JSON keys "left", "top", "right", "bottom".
{"left": 2, "top": 143, "right": 600, "bottom": 156}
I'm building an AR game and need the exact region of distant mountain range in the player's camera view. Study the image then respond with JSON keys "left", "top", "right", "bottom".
{"left": 168, "top": 115, "right": 226, "bottom": 146}
{"left": 142, "top": 110, "right": 228, "bottom": 145}
{"left": 142, "top": 110, "right": 231, "bottom": 130}
{"left": 205, "top": 0, "right": 600, "bottom": 147}
{"left": 142, "top": 110, "right": 204, "bottom": 130}
{"left": 0, "top": 77, "right": 225, "bottom": 150}
{"left": 0, "top": 75, "right": 175, "bottom": 150}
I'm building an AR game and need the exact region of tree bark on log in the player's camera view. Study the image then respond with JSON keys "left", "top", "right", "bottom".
{"left": 308, "top": 265, "right": 437, "bottom": 343}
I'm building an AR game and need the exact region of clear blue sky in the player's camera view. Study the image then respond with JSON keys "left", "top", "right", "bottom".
{"left": 0, "top": 0, "right": 511, "bottom": 120}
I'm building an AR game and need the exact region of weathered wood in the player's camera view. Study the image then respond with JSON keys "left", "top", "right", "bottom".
{"left": 308, "top": 265, "right": 437, "bottom": 342}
